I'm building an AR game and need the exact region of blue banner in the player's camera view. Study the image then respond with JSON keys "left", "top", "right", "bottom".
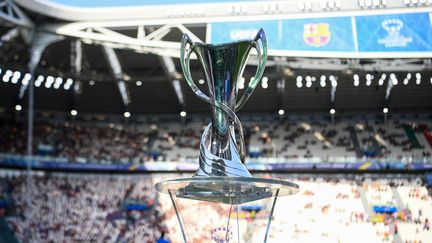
{"left": 210, "top": 20, "right": 281, "bottom": 49}
{"left": 281, "top": 17, "right": 355, "bottom": 52}
{"left": 208, "top": 12, "right": 432, "bottom": 55}
{"left": 356, "top": 12, "right": 432, "bottom": 52}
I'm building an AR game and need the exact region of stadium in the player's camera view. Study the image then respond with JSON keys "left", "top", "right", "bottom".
{"left": 0, "top": 0, "right": 431, "bottom": 242}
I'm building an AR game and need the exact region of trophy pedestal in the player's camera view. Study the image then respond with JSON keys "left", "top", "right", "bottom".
{"left": 156, "top": 177, "right": 299, "bottom": 243}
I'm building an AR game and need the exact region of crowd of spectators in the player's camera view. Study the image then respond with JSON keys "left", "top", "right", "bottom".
{"left": 0, "top": 171, "right": 430, "bottom": 242}
{"left": 0, "top": 117, "right": 431, "bottom": 164}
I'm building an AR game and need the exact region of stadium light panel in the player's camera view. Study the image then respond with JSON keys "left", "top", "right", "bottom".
{"left": 278, "top": 109, "right": 285, "bottom": 116}
{"left": 180, "top": 111, "right": 187, "bottom": 117}
{"left": 13, "top": 71, "right": 21, "bottom": 79}
{"left": 296, "top": 82, "right": 302, "bottom": 88}
{"left": 70, "top": 110, "right": 78, "bottom": 116}
{"left": 416, "top": 79, "right": 421, "bottom": 85}
{"left": 15, "top": 105, "right": 22, "bottom": 111}
{"left": 383, "top": 107, "right": 389, "bottom": 114}
{"left": 2, "top": 74, "right": 9, "bottom": 83}
{"left": 296, "top": 76, "right": 302, "bottom": 83}
{"left": 330, "top": 108, "right": 335, "bottom": 115}
{"left": 123, "top": 112, "right": 131, "bottom": 118}
{"left": 136, "top": 80, "right": 142, "bottom": 86}
{"left": 403, "top": 79, "right": 409, "bottom": 85}
{"left": 366, "top": 79, "right": 371, "bottom": 86}
{"left": 306, "top": 81, "right": 312, "bottom": 88}
{"left": 320, "top": 81, "right": 326, "bottom": 87}
{"left": 406, "top": 73, "right": 412, "bottom": 80}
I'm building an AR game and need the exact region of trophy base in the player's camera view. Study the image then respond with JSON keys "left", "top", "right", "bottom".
{"left": 155, "top": 176, "right": 299, "bottom": 204}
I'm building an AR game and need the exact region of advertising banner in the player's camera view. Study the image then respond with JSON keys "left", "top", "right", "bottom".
{"left": 356, "top": 12, "right": 432, "bottom": 52}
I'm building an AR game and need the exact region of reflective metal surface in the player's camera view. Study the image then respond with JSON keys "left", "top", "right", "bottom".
{"left": 180, "top": 29, "right": 267, "bottom": 177}
{"left": 155, "top": 176, "right": 299, "bottom": 204}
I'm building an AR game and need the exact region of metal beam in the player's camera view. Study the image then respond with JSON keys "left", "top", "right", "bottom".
{"left": 0, "top": 0, "right": 32, "bottom": 28}
{"left": 44, "top": 23, "right": 202, "bottom": 58}
{"left": 101, "top": 45, "right": 131, "bottom": 105}
{"left": 159, "top": 55, "right": 186, "bottom": 107}
{"left": 19, "top": 31, "right": 64, "bottom": 99}
{"left": 70, "top": 39, "right": 82, "bottom": 95}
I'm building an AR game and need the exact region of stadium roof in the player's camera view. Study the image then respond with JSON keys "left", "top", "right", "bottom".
{"left": 0, "top": 0, "right": 431, "bottom": 115}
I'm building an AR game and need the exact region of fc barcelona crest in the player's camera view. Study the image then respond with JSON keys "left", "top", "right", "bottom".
{"left": 303, "top": 23, "right": 331, "bottom": 47}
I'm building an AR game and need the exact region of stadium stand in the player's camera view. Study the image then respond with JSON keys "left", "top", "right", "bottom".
{"left": 1, "top": 116, "right": 431, "bottom": 165}
{"left": 0, "top": 171, "right": 430, "bottom": 243}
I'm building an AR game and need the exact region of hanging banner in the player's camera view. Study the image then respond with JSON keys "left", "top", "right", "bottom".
{"left": 208, "top": 11, "right": 432, "bottom": 57}
{"left": 355, "top": 12, "right": 432, "bottom": 52}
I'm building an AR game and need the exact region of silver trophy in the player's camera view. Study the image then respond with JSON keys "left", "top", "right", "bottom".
{"left": 156, "top": 29, "right": 299, "bottom": 243}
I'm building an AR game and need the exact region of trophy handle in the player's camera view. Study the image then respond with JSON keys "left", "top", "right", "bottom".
{"left": 180, "top": 34, "right": 212, "bottom": 103}
{"left": 235, "top": 28, "right": 267, "bottom": 111}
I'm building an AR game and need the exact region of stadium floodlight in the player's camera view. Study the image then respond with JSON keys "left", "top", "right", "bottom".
{"left": 278, "top": 109, "right": 285, "bottom": 116}
{"left": 416, "top": 79, "right": 421, "bottom": 85}
{"left": 319, "top": 1, "right": 327, "bottom": 9}
{"left": 261, "top": 76, "right": 268, "bottom": 89}
{"left": 430, "top": 77, "right": 432, "bottom": 84}
{"left": 330, "top": 108, "right": 336, "bottom": 115}
{"left": 198, "top": 79, "right": 205, "bottom": 85}
{"left": 406, "top": 73, "right": 412, "bottom": 80}
{"left": 13, "top": 71, "right": 21, "bottom": 79}
{"left": 306, "top": 81, "right": 312, "bottom": 88}
{"left": 89, "top": 80, "right": 95, "bottom": 86}
{"left": 403, "top": 79, "right": 409, "bottom": 85}
{"left": 354, "top": 80, "right": 360, "bottom": 87}
{"left": 135, "top": 80, "right": 142, "bottom": 86}
{"left": 296, "top": 82, "right": 303, "bottom": 88}
{"left": 320, "top": 80, "right": 326, "bottom": 87}
{"left": 11, "top": 71, "right": 21, "bottom": 84}
{"left": 15, "top": 104, "right": 22, "bottom": 111}
{"left": 180, "top": 111, "right": 187, "bottom": 117}
{"left": 123, "top": 112, "right": 131, "bottom": 118}
{"left": 383, "top": 107, "right": 389, "bottom": 114}
{"left": 296, "top": 76, "right": 302, "bottom": 83}
{"left": 2, "top": 74, "right": 10, "bottom": 82}
{"left": 70, "top": 109, "right": 78, "bottom": 116}
{"left": 366, "top": 80, "right": 371, "bottom": 86}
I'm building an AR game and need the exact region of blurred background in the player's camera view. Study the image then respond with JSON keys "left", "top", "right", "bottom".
{"left": 0, "top": 0, "right": 431, "bottom": 242}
